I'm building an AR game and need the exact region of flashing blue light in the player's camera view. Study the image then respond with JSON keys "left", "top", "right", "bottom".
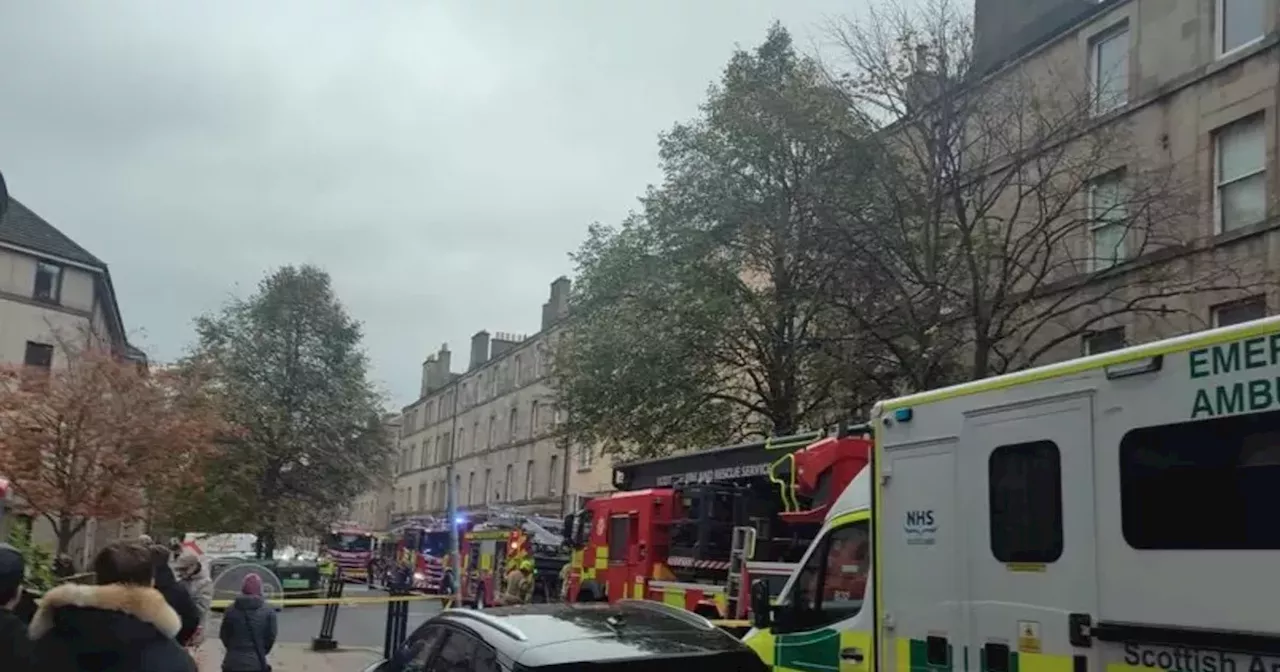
{"left": 893, "top": 407, "right": 914, "bottom": 423}
{"left": 454, "top": 516, "right": 466, "bottom": 525}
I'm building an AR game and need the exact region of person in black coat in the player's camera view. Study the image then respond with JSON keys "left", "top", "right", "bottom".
{"left": 219, "top": 573, "right": 277, "bottom": 672}
{"left": 149, "top": 545, "right": 200, "bottom": 647}
{"left": 29, "top": 540, "right": 196, "bottom": 672}
{"left": 0, "top": 543, "right": 33, "bottom": 672}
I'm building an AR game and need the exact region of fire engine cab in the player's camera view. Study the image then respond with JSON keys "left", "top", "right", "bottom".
{"left": 562, "top": 425, "right": 871, "bottom": 621}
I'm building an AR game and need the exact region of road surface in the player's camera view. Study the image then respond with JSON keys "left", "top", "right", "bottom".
{"left": 211, "top": 584, "right": 445, "bottom": 651}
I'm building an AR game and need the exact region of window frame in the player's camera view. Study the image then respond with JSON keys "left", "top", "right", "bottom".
{"left": 1082, "top": 326, "right": 1127, "bottom": 356}
{"left": 988, "top": 439, "right": 1065, "bottom": 564}
{"left": 1087, "top": 168, "right": 1129, "bottom": 271}
{"left": 1216, "top": 0, "right": 1266, "bottom": 58}
{"left": 1214, "top": 114, "right": 1267, "bottom": 234}
{"left": 23, "top": 341, "right": 54, "bottom": 369}
{"left": 1212, "top": 295, "right": 1267, "bottom": 327}
{"left": 33, "top": 260, "right": 63, "bottom": 304}
{"left": 1089, "top": 22, "right": 1130, "bottom": 116}
{"left": 777, "top": 518, "right": 870, "bottom": 631}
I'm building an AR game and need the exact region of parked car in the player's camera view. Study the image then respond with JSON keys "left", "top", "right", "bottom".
{"left": 364, "top": 599, "right": 768, "bottom": 672}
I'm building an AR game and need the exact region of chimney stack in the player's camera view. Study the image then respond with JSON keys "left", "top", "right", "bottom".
{"left": 469, "top": 331, "right": 491, "bottom": 370}
{"left": 549, "top": 276, "right": 571, "bottom": 323}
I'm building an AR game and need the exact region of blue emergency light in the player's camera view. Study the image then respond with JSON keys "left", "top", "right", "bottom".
{"left": 893, "top": 408, "right": 914, "bottom": 423}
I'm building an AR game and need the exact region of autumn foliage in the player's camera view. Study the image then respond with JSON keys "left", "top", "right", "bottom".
{"left": 0, "top": 348, "right": 225, "bottom": 552}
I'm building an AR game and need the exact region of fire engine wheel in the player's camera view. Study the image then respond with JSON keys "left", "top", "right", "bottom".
{"left": 575, "top": 580, "right": 604, "bottom": 603}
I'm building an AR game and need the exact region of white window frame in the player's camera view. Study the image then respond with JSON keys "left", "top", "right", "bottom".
{"left": 1212, "top": 295, "right": 1267, "bottom": 327}
{"left": 1214, "top": 114, "right": 1267, "bottom": 234}
{"left": 1088, "top": 169, "right": 1128, "bottom": 271}
{"left": 1090, "top": 23, "right": 1130, "bottom": 116}
{"left": 1216, "top": 0, "right": 1266, "bottom": 59}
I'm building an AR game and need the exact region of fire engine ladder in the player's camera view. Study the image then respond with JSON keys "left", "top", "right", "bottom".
{"left": 726, "top": 526, "right": 757, "bottom": 602}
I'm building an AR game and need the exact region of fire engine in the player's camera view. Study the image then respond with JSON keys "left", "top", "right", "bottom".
{"left": 322, "top": 523, "right": 376, "bottom": 581}
{"left": 561, "top": 424, "right": 870, "bottom": 621}
{"left": 459, "top": 510, "right": 569, "bottom": 607}
{"left": 388, "top": 517, "right": 452, "bottom": 592}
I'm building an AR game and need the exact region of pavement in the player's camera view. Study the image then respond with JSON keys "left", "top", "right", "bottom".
{"left": 201, "top": 584, "right": 445, "bottom": 670}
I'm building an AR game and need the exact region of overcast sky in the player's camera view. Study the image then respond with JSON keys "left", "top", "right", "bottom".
{"left": 0, "top": 0, "right": 896, "bottom": 408}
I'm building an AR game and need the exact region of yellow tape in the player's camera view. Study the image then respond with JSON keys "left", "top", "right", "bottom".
{"left": 210, "top": 594, "right": 450, "bottom": 609}
{"left": 710, "top": 619, "right": 751, "bottom": 628}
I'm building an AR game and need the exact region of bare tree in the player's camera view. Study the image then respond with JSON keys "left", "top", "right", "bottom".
{"left": 817, "top": 0, "right": 1264, "bottom": 390}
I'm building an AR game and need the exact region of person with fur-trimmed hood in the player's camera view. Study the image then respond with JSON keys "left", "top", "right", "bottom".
{"left": 29, "top": 540, "right": 196, "bottom": 672}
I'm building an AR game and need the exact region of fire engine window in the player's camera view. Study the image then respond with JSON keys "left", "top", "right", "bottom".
{"left": 1120, "top": 408, "right": 1280, "bottom": 549}
{"left": 789, "top": 520, "right": 869, "bottom": 625}
{"left": 608, "top": 515, "right": 630, "bottom": 563}
{"left": 989, "top": 440, "right": 1063, "bottom": 564}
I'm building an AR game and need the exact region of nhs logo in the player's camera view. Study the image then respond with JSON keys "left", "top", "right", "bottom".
{"left": 904, "top": 509, "right": 937, "bottom": 546}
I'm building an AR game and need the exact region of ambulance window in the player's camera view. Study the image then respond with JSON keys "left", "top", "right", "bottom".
{"left": 790, "top": 521, "right": 869, "bottom": 625}
{"left": 988, "top": 440, "right": 1064, "bottom": 563}
{"left": 1120, "top": 408, "right": 1280, "bottom": 549}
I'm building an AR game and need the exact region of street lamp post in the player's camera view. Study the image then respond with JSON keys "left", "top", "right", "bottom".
{"left": 445, "top": 382, "right": 461, "bottom": 607}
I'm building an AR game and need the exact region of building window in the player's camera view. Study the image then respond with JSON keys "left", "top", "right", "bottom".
{"left": 548, "top": 455, "right": 560, "bottom": 495}
{"left": 483, "top": 469, "right": 491, "bottom": 504}
{"left": 1082, "top": 326, "right": 1126, "bottom": 356}
{"left": 525, "top": 460, "right": 536, "bottom": 500}
{"left": 1122, "top": 409, "right": 1280, "bottom": 549}
{"left": 472, "top": 420, "right": 479, "bottom": 452}
{"left": 514, "top": 355, "right": 523, "bottom": 387}
{"left": 1217, "top": 0, "right": 1265, "bottom": 57}
{"left": 23, "top": 341, "right": 54, "bottom": 370}
{"left": 33, "top": 261, "right": 62, "bottom": 303}
{"left": 1215, "top": 114, "right": 1266, "bottom": 233}
{"left": 1090, "top": 23, "right": 1129, "bottom": 115}
{"left": 1213, "top": 295, "right": 1267, "bottom": 327}
{"left": 467, "top": 471, "right": 475, "bottom": 505}
{"left": 1088, "top": 169, "right": 1128, "bottom": 270}
{"left": 989, "top": 440, "right": 1063, "bottom": 563}
{"left": 457, "top": 429, "right": 466, "bottom": 456}
{"left": 503, "top": 464, "right": 513, "bottom": 501}
{"left": 530, "top": 401, "right": 540, "bottom": 437}
{"left": 508, "top": 408, "right": 519, "bottom": 443}
{"left": 578, "top": 443, "right": 594, "bottom": 469}
{"left": 487, "top": 415, "right": 497, "bottom": 448}
{"left": 419, "top": 484, "right": 428, "bottom": 512}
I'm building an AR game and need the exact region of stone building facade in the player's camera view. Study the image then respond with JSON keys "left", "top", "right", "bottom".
{"left": 965, "top": 0, "right": 1278, "bottom": 360}
{"left": 392, "top": 277, "right": 578, "bottom": 521}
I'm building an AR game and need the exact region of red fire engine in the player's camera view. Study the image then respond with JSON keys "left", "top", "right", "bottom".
{"left": 389, "top": 518, "right": 453, "bottom": 592}
{"left": 562, "top": 424, "right": 871, "bottom": 621}
{"left": 459, "top": 511, "right": 568, "bottom": 607}
{"left": 322, "top": 523, "right": 376, "bottom": 581}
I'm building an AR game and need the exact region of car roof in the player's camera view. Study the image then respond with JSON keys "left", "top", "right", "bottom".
{"left": 429, "top": 600, "right": 749, "bottom": 667}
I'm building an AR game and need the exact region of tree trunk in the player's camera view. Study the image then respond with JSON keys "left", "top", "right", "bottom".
{"left": 55, "top": 517, "right": 76, "bottom": 556}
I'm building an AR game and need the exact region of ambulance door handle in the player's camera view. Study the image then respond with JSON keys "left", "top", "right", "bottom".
{"left": 840, "top": 647, "right": 864, "bottom": 662}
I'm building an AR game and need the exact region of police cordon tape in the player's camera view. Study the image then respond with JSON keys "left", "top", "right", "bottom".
{"left": 205, "top": 593, "right": 753, "bottom": 630}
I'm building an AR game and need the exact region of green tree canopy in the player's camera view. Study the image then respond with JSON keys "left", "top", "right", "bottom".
{"left": 554, "top": 25, "right": 877, "bottom": 459}
{"left": 183, "top": 265, "right": 390, "bottom": 556}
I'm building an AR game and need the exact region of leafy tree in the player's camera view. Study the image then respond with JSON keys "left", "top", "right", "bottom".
{"left": 820, "top": 0, "right": 1264, "bottom": 389}
{"left": 186, "top": 265, "right": 389, "bottom": 558}
{"left": 6, "top": 523, "right": 55, "bottom": 593}
{"left": 0, "top": 348, "right": 223, "bottom": 554}
{"left": 554, "top": 25, "right": 875, "bottom": 459}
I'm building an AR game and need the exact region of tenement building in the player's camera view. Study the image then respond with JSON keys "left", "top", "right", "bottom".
{"left": 966, "top": 0, "right": 1278, "bottom": 358}
{"left": 393, "top": 277, "right": 577, "bottom": 521}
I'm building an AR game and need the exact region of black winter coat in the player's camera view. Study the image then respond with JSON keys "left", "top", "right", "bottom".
{"left": 155, "top": 564, "right": 201, "bottom": 646}
{"left": 28, "top": 583, "right": 196, "bottom": 672}
{"left": 218, "top": 595, "right": 277, "bottom": 672}
{"left": 0, "top": 607, "right": 33, "bottom": 672}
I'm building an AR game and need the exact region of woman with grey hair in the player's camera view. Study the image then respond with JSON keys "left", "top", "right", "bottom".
{"left": 175, "top": 553, "right": 214, "bottom": 653}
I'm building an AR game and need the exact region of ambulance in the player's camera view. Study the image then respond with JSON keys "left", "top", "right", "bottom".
{"left": 744, "top": 315, "right": 1280, "bottom": 672}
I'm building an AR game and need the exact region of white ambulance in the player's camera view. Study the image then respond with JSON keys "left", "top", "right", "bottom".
{"left": 744, "top": 315, "right": 1280, "bottom": 672}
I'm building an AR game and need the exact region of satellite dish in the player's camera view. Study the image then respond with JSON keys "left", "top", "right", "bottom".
{"left": 210, "top": 561, "right": 285, "bottom": 611}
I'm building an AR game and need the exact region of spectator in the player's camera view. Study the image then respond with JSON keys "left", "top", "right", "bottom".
{"left": 218, "top": 573, "right": 276, "bottom": 672}
{"left": 150, "top": 545, "right": 201, "bottom": 647}
{"left": 0, "top": 543, "right": 33, "bottom": 671}
{"left": 29, "top": 540, "right": 196, "bottom": 672}
{"left": 174, "top": 553, "right": 212, "bottom": 653}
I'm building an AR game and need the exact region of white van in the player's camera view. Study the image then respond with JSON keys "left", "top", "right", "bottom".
{"left": 744, "top": 315, "right": 1280, "bottom": 672}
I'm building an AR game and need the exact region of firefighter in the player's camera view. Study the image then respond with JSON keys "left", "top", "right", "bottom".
{"left": 497, "top": 559, "right": 535, "bottom": 606}
{"left": 558, "top": 561, "right": 571, "bottom": 602}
